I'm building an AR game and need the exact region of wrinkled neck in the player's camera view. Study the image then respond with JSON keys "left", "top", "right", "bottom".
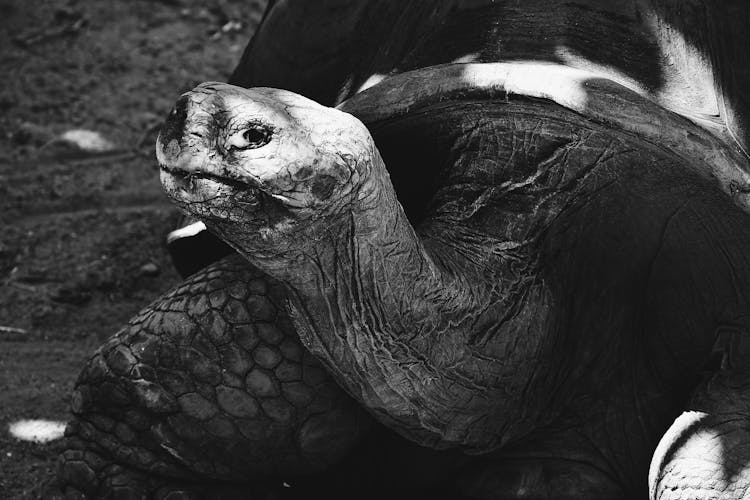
{"left": 256, "top": 155, "right": 519, "bottom": 450}
{"left": 263, "top": 151, "right": 441, "bottom": 325}
{"left": 226, "top": 152, "right": 549, "bottom": 452}
{"left": 247, "top": 154, "right": 477, "bottom": 438}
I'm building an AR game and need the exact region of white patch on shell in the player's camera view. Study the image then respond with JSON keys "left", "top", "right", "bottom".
{"left": 355, "top": 73, "right": 387, "bottom": 93}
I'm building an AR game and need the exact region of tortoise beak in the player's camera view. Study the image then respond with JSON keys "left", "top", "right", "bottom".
{"left": 156, "top": 84, "right": 225, "bottom": 175}
{"left": 159, "top": 95, "right": 189, "bottom": 148}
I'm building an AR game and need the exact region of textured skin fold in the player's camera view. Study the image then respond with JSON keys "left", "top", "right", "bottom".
{"left": 60, "top": 1, "right": 750, "bottom": 498}
{"left": 58, "top": 254, "right": 371, "bottom": 498}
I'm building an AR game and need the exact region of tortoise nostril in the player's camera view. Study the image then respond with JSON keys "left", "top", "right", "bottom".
{"left": 160, "top": 95, "right": 190, "bottom": 145}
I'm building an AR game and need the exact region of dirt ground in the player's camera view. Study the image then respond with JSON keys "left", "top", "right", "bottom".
{"left": 0, "top": 0, "right": 266, "bottom": 496}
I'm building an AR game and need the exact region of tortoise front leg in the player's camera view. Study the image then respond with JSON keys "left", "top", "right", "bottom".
{"left": 57, "top": 254, "right": 372, "bottom": 498}
{"left": 649, "top": 328, "right": 750, "bottom": 500}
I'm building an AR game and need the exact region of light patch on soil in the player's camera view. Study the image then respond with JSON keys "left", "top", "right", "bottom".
{"left": 9, "top": 420, "right": 67, "bottom": 443}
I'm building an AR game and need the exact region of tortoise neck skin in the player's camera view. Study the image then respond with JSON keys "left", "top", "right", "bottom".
{"left": 157, "top": 83, "right": 552, "bottom": 451}
{"left": 206, "top": 142, "right": 550, "bottom": 452}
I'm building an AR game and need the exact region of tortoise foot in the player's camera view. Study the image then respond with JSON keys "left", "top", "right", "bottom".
{"left": 57, "top": 434, "right": 285, "bottom": 500}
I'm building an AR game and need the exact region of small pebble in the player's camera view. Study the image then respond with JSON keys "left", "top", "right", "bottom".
{"left": 9, "top": 420, "right": 66, "bottom": 443}
{"left": 58, "top": 129, "right": 117, "bottom": 153}
{"left": 140, "top": 263, "right": 160, "bottom": 276}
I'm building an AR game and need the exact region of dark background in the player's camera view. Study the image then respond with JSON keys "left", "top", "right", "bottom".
{"left": 0, "top": 0, "right": 266, "bottom": 496}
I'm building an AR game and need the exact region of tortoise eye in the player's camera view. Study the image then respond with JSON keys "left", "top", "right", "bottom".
{"left": 227, "top": 124, "right": 272, "bottom": 150}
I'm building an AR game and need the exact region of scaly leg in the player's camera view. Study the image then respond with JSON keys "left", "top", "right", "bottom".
{"left": 57, "top": 254, "right": 371, "bottom": 498}
{"left": 650, "top": 327, "right": 750, "bottom": 500}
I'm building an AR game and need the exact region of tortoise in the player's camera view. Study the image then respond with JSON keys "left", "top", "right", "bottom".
{"left": 57, "top": 1, "right": 750, "bottom": 499}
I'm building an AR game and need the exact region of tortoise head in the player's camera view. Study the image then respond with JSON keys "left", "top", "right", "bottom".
{"left": 156, "top": 82, "right": 378, "bottom": 254}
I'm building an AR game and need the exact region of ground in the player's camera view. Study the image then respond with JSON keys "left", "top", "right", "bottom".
{"left": 0, "top": 0, "right": 266, "bottom": 497}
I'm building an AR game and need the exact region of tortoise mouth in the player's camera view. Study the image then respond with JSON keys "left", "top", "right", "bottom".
{"left": 159, "top": 164, "right": 253, "bottom": 191}
{"left": 159, "top": 164, "right": 276, "bottom": 223}
{"left": 159, "top": 164, "right": 265, "bottom": 218}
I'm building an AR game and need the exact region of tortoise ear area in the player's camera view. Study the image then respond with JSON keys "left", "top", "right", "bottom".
{"left": 269, "top": 159, "right": 355, "bottom": 210}
{"left": 310, "top": 174, "right": 338, "bottom": 201}
{"left": 312, "top": 153, "right": 359, "bottom": 202}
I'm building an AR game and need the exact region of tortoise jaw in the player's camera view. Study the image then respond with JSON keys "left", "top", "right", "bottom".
{"left": 156, "top": 126, "right": 265, "bottom": 204}
{"left": 159, "top": 163, "right": 263, "bottom": 221}
{"left": 159, "top": 164, "right": 253, "bottom": 191}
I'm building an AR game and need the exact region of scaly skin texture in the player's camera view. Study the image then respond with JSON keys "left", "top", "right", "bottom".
{"left": 649, "top": 328, "right": 750, "bottom": 500}
{"left": 57, "top": 254, "right": 371, "bottom": 498}
{"left": 154, "top": 80, "right": 750, "bottom": 500}
{"left": 60, "top": 1, "right": 750, "bottom": 498}
{"left": 158, "top": 84, "right": 559, "bottom": 453}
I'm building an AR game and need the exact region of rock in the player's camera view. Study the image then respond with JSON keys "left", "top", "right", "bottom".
{"left": 35, "top": 128, "right": 121, "bottom": 160}
{"left": 139, "top": 262, "right": 160, "bottom": 276}
{"left": 58, "top": 129, "right": 116, "bottom": 153}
